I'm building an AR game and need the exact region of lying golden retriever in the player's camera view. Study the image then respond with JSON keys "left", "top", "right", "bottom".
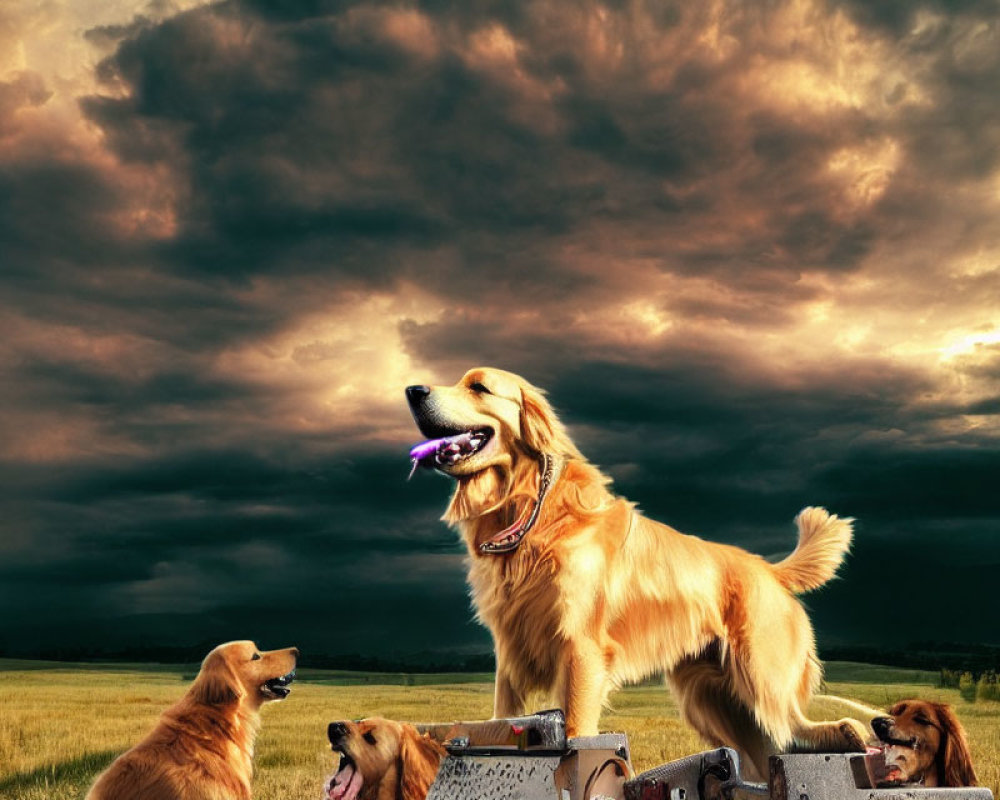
{"left": 872, "top": 700, "right": 977, "bottom": 787}
{"left": 406, "top": 367, "right": 868, "bottom": 779}
{"left": 87, "top": 640, "right": 298, "bottom": 800}
{"left": 325, "top": 718, "right": 446, "bottom": 800}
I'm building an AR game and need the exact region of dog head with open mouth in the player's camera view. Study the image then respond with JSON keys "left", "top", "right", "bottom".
{"left": 871, "top": 700, "right": 977, "bottom": 787}
{"left": 191, "top": 640, "right": 298, "bottom": 711}
{"left": 405, "top": 367, "right": 584, "bottom": 526}
{"left": 325, "top": 718, "right": 446, "bottom": 800}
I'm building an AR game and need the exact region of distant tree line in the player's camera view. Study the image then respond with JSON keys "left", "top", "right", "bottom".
{"left": 301, "top": 651, "right": 497, "bottom": 673}
{"left": 820, "top": 642, "right": 1000, "bottom": 676}
{"left": 4, "top": 640, "right": 997, "bottom": 677}
{"left": 940, "top": 669, "right": 1000, "bottom": 702}
{"left": 0, "top": 641, "right": 497, "bottom": 673}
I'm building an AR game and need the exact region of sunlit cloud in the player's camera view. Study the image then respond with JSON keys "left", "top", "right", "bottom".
{"left": 213, "top": 285, "right": 446, "bottom": 440}
{"left": 939, "top": 329, "right": 1000, "bottom": 361}
{"left": 3, "top": 0, "right": 1000, "bottom": 658}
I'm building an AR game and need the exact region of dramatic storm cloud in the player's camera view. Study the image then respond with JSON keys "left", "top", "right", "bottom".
{"left": 1, "top": 0, "right": 998, "bottom": 662}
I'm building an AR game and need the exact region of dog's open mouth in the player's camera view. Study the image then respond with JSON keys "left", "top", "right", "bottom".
{"left": 408, "top": 427, "right": 492, "bottom": 477}
{"left": 327, "top": 750, "right": 363, "bottom": 800}
{"left": 878, "top": 734, "right": 918, "bottom": 749}
{"left": 260, "top": 671, "right": 295, "bottom": 699}
{"left": 883, "top": 765, "right": 905, "bottom": 784}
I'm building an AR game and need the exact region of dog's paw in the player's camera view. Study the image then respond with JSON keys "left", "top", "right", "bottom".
{"left": 838, "top": 718, "right": 869, "bottom": 751}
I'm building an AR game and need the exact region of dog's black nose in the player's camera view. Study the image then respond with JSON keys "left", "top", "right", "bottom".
{"left": 406, "top": 385, "right": 431, "bottom": 405}
{"left": 872, "top": 717, "right": 892, "bottom": 738}
{"left": 328, "top": 721, "right": 348, "bottom": 742}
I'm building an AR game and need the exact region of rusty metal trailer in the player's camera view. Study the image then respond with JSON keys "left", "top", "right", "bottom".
{"left": 416, "top": 710, "right": 994, "bottom": 800}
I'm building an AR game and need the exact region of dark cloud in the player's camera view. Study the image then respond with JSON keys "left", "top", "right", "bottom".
{"left": 0, "top": 159, "right": 129, "bottom": 270}
{"left": 2, "top": 0, "right": 1000, "bottom": 661}
{"left": 0, "top": 445, "right": 469, "bottom": 659}
{"left": 78, "top": 0, "right": 898, "bottom": 291}
{"left": 833, "top": 0, "right": 999, "bottom": 36}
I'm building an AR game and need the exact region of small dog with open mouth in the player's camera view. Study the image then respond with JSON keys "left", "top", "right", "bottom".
{"left": 325, "top": 718, "right": 446, "bottom": 800}
{"left": 86, "top": 640, "right": 298, "bottom": 800}
{"left": 406, "top": 367, "right": 869, "bottom": 780}
{"left": 871, "top": 700, "right": 977, "bottom": 787}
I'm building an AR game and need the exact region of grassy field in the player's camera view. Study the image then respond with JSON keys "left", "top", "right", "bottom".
{"left": 0, "top": 658, "right": 997, "bottom": 799}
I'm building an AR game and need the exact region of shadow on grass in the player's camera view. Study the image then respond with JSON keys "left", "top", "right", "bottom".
{"left": 0, "top": 749, "right": 119, "bottom": 794}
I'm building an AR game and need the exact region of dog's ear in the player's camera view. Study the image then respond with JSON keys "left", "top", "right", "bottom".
{"left": 933, "top": 703, "right": 977, "bottom": 786}
{"left": 191, "top": 653, "right": 243, "bottom": 706}
{"left": 520, "top": 383, "right": 578, "bottom": 457}
{"left": 397, "top": 727, "right": 444, "bottom": 800}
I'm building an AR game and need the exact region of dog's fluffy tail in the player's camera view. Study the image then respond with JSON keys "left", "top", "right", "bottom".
{"left": 771, "top": 507, "right": 853, "bottom": 594}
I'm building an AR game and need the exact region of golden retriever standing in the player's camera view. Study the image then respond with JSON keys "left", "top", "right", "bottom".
{"left": 87, "top": 640, "right": 298, "bottom": 800}
{"left": 872, "top": 700, "right": 977, "bottom": 787}
{"left": 406, "top": 367, "right": 868, "bottom": 779}
{"left": 325, "top": 718, "right": 446, "bottom": 800}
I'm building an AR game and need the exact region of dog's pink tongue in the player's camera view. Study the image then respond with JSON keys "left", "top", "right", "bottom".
{"left": 409, "top": 437, "right": 448, "bottom": 462}
{"left": 407, "top": 437, "right": 448, "bottom": 480}
{"left": 329, "top": 764, "right": 362, "bottom": 800}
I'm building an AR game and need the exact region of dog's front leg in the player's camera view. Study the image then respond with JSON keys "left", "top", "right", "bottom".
{"left": 493, "top": 657, "right": 523, "bottom": 718}
{"left": 563, "top": 639, "right": 607, "bottom": 738}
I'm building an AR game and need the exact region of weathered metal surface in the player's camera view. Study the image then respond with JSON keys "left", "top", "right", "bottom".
{"left": 624, "top": 748, "right": 996, "bottom": 800}
{"left": 625, "top": 747, "right": 767, "bottom": 800}
{"left": 425, "top": 728, "right": 633, "bottom": 800}
{"left": 769, "top": 753, "right": 993, "bottom": 800}
{"left": 569, "top": 733, "right": 631, "bottom": 759}
{"left": 417, "top": 708, "right": 568, "bottom": 751}
{"left": 422, "top": 710, "right": 997, "bottom": 800}
{"left": 625, "top": 749, "right": 705, "bottom": 800}
{"left": 426, "top": 754, "right": 561, "bottom": 800}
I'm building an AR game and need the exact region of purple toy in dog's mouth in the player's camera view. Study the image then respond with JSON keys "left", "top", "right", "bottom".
{"left": 407, "top": 429, "right": 491, "bottom": 479}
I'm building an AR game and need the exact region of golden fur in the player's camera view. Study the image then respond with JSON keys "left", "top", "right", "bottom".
{"left": 86, "top": 641, "right": 298, "bottom": 800}
{"left": 872, "top": 700, "right": 977, "bottom": 787}
{"left": 326, "top": 717, "right": 447, "bottom": 800}
{"left": 406, "top": 367, "right": 868, "bottom": 779}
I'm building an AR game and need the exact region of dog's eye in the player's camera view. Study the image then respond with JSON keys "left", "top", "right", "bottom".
{"left": 362, "top": 731, "right": 377, "bottom": 745}
{"left": 469, "top": 382, "right": 492, "bottom": 395}
{"left": 914, "top": 716, "right": 930, "bottom": 726}
{"left": 251, "top": 653, "right": 261, "bottom": 661}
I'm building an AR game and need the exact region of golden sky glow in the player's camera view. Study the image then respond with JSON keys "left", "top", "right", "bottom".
{"left": 3, "top": 0, "right": 998, "bottom": 454}
{"left": 1, "top": 0, "right": 998, "bottom": 657}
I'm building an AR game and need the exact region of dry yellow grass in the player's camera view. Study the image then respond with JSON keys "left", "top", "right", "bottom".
{"left": 0, "top": 660, "right": 997, "bottom": 799}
